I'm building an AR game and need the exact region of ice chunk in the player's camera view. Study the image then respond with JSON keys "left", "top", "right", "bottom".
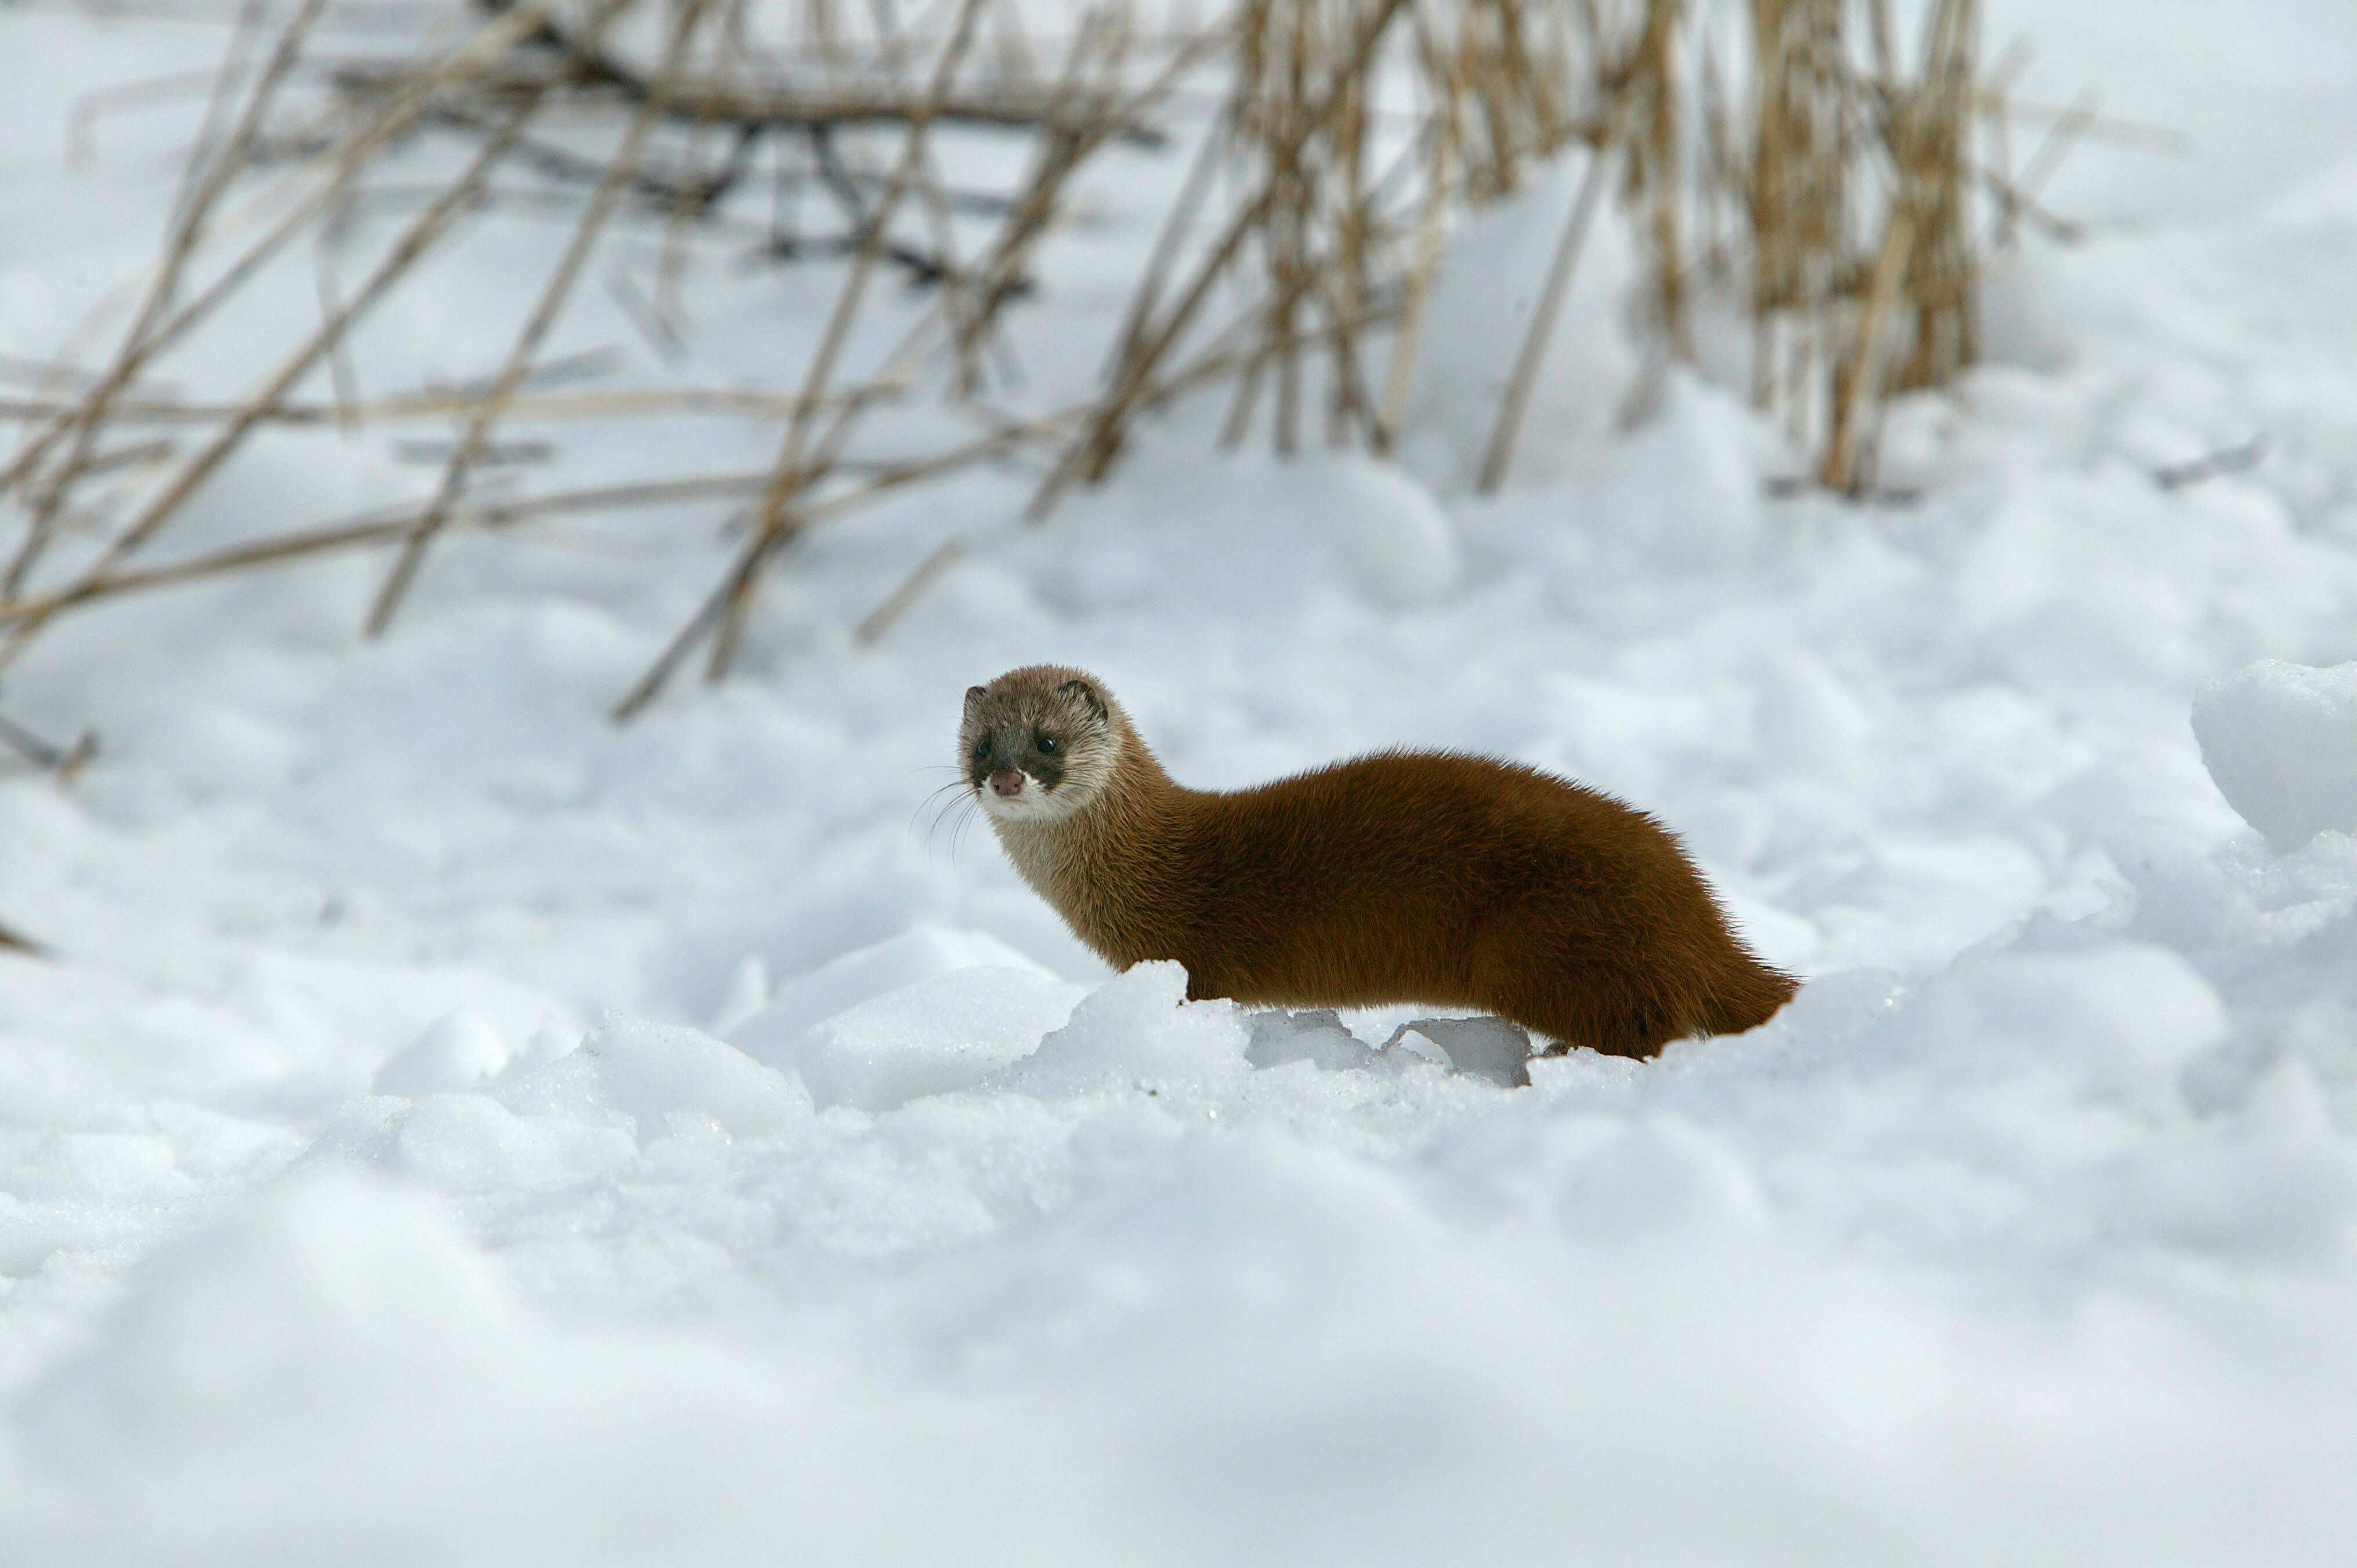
{"left": 2191, "top": 659, "right": 2357, "bottom": 852}
{"left": 1002, "top": 961, "right": 1249, "bottom": 1095}
{"left": 372, "top": 1011, "right": 511, "bottom": 1098}
{"left": 1245, "top": 1008, "right": 1386, "bottom": 1072}
{"left": 1382, "top": 1017, "right": 1535, "bottom": 1088}
{"left": 763, "top": 966, "right": 1087, "bottom": 1113}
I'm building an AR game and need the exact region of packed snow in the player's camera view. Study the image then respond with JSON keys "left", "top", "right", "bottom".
{"left": 2194, "top": 659, "right": 2357, "bottom": 852}
{"left": 3, "top": 2, "right": 2357, "bottom": 1563}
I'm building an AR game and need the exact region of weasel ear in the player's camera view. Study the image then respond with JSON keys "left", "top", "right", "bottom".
{"left": 1060, "top": 678, "right": 1109, "bottom": 724}
{"left": 963, "top": 685, "right": 988, "bottom": 712}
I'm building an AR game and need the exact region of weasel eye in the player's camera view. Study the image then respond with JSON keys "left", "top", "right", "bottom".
{"left": 971, "top": 741, "right": 988, "bottom": 761}
{"left": 1035, "top": 733, "right": 1060, "bottom": 755}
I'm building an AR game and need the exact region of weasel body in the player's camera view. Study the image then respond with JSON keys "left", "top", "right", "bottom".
{"left": 960, "top": 666, "right": 1795, "bottom": 1058}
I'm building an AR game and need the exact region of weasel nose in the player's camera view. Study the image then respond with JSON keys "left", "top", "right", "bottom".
{"left": 990, "top": 770, "right": 1024, "bottom": 798}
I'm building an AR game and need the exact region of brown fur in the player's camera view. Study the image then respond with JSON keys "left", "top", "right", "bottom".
{"left": 960, "top": 665, "right": 1797, "bottom": 1059}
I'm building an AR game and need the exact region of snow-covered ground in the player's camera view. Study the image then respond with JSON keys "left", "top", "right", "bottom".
{"left": 3, "top": 3, "right": 2357, "bottom": 1562}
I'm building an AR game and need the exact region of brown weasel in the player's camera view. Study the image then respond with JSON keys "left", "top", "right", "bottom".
{"left": 959, "top": 665, "right": 1797, "bottom": 1059}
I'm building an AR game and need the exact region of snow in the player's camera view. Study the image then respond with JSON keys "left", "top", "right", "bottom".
{"left": 997, "top": 959, "right": 1251, "bottom": 1094}
{"left": 2193, "top": 659, "right": 2357, "bottom": 851}
{"left": 729, "top": 924, "right": 1086, "bottom": 1109}
{"left": 3, "top": 0, "right": 2357, "bottom": 1562}
{"left": 752, "top": 961, "right": 1085, "bottom": 1110}
{"left": 373, "top": 1010, "right": 518, "bottom": 1097}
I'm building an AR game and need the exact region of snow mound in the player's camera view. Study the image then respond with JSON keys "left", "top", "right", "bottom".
{"left": 730, "top": 926, "right": 1083, "bottom": 1112}
{"left": 1398, "top": 147, "right": 1641, "bottom": 486}
{"left": 389, "top": 1087, "right": 638, "bottom": 1192}
{"left": 372, "top": 1011, "right": 512, "bottom": 1098}
{"left": 1871, "top": 937, "right": 2229, "bottom": 1115}
{"left": 8, "top": 1174, "right": 980, "bottom": 1565}
{"left": 999, "top": 961, "right": 1250, "bottom": 1095}
{"left": 21, "top": 1175, "right": 522, "bottom": 1469}
{"left": 1573, "top": 372, "right": 1779, "bottom": 568}
{"left": 580, "top": 1015, "right": 812, "bottom": 1137}
{"left": 2193, "top": 659, "right": 2357, "bottom": 852}
{"left": 731, "top": 924, "right": 1057, "bottom": 1050}
{"left": 777, "top": 966, "right": 1086, "bottom": 1112}
{"left": 1301, "top": 452, "right": 1463, "bottom": 607}
{"left": 1036, "top": 447, "right": 1459, "bottom": 615}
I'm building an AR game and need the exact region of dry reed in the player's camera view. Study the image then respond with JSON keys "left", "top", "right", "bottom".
{"left": 0, "top": 0, "right": 2070, "bottom": 724}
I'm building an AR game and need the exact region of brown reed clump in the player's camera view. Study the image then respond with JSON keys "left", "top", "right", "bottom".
{"left": 1797, "top": 0, "right": 1980, "bottom": 490}
{"left": 1033, "top": 0, "right": 2015, "bottom": 504}
{"left": 1027, "top": 0, "right": 1629, "bottom": 513}
{"left": 0, "top": 0, "right": 1209, "bottom": 719}
{"left": 1727, "top": 0, "right": 1989, "bottom": 492}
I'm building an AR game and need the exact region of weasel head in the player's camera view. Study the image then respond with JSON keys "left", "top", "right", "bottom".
{"left": 959, "top": 666, "right": 1123, "bottom": 827}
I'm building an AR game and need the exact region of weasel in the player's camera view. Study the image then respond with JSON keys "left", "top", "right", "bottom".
{"left": 959, "top": 665, "right": 1796, "bottom": 1059}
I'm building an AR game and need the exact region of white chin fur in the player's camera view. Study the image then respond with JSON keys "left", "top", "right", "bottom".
{"left": 977, "top": 776, "right": 1074, "bottom": 822}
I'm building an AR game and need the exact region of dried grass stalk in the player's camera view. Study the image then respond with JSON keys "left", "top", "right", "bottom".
{"left": 367, "top": 0, "right": 721, "bottom": 637}
{"left": 3, "top": 0, "right": 2030, "bottom": 719}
